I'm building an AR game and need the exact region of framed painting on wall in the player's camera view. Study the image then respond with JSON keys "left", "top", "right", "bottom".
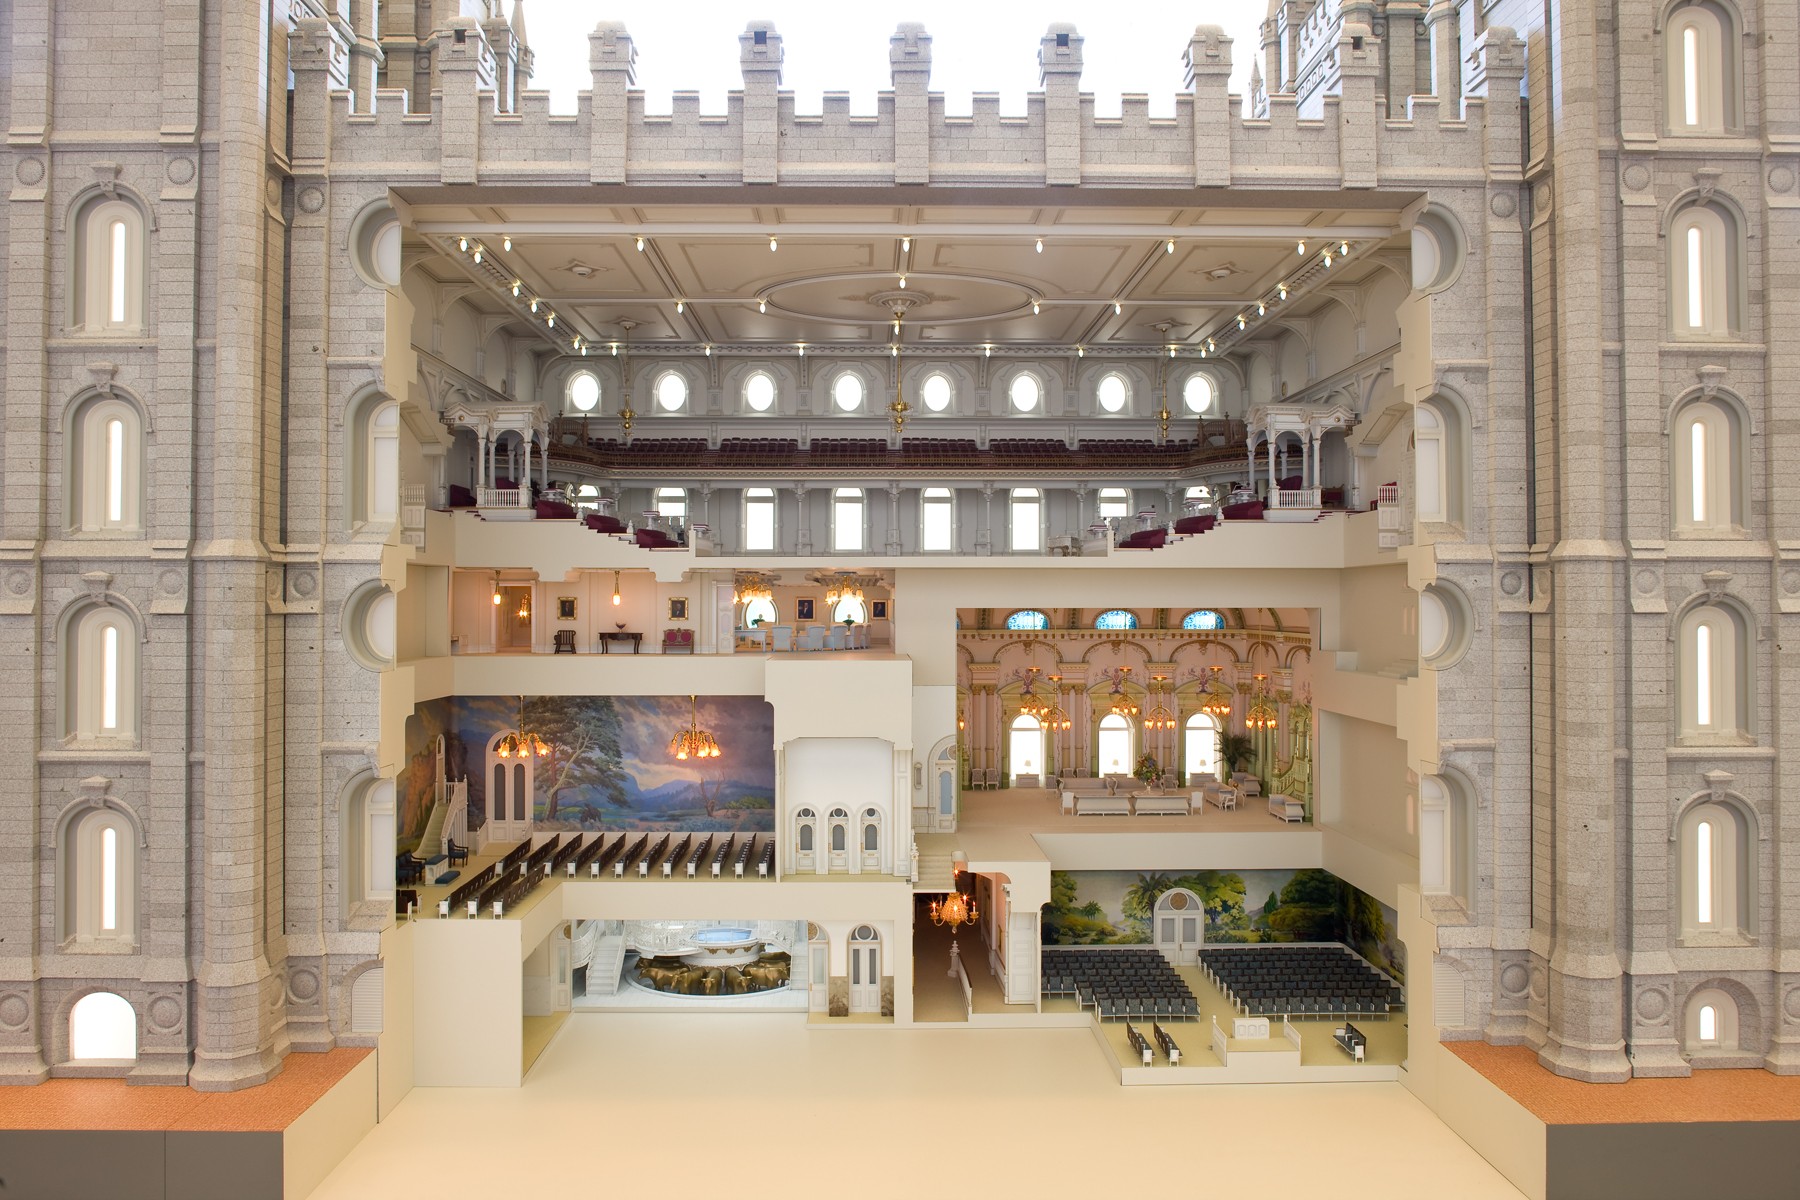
{"left": 557, "top": 597, "right": 577, "bottom": 620}
{"left": 796, "top": 598, "right": 816, "bottom": 621}
{"left": 669, "top": 597, "right": 689, "bottom": 621}
{"left": 872, "top": 600, "right": 888, "bottom": 619}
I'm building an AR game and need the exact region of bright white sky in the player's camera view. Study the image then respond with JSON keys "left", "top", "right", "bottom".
{"left": 523, "top": 1, "right": 1269, "bottom": 119}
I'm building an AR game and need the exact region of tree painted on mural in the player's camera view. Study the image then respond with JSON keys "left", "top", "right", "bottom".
{"left": 523, "top": 695, "right": 626, "bottom": 820}
{"left": 1040, "top": 870, "right": 1127, "bottom": 944}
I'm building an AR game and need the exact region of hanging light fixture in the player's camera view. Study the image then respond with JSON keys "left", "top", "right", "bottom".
{"left": 1144, "top": 675, "right": 1177, "bottom": 732}
{"left": 930, "top": 889, "right": 979, "bottom": 929}
{"left": 516, "top": 592, "right": 531, "bottom": 621}
{"left": 1246, "top": 673, "right": 1279, "bottom": 732}
{"left": 492, "top": 573, "right": 503, "bottom": 607}
{"left": 617, "top": 320, "right": 637, "bottom": 440}
{"left": 888, "top": 310, "right": 911, "bottom": 436}
{"left": 732, "top": 571, "right": 776, "bottom": 607}
{"left": 495, "top": 695, "right": 551, "bottom": 759}
{"left": 1108, "top": 667, "right": 1140, "bottom": 717}
{"left": 1199, "top": 665, "right": 1233, "bottom": 719}
{"left": 612, "top": 570, "right": 623, "bottom": 607}
{"left": 669, "top": 694, "right": 722, "bottom": 761}
{"left": 1017, "top": 667, "right": 1049, "bottom": 719}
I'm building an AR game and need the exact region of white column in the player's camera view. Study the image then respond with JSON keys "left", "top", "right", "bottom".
{"left": 885, "top": 482, "right": 902, "bottom": 554}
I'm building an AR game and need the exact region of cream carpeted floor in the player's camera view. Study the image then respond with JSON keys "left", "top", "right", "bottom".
{"left": 306, "top": 1013, "right": 1524, "bottom": 1200}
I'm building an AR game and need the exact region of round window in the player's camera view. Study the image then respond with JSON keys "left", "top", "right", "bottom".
{"left": 568, "top": 371, "right": 600, "bottom": 412}
{"left": 1097, "top": 373, "right": 1129, "bottom": 413}
{"left": 1418, "top": 582, "right": 1471, "bottom": 667}
{"left": 833, "top": 373, "right": 865, "bottom": 412}
{"left": 1010, "top": 374, "right": 1041, "bottom": 412}
{"left": 744, "top": 372, "right": 775, "bottom": 412}
{"left": 1183, "top": 374, "right": 1214, "bottom": 414}
{"left": 921, "top": 373, "right": 952, "bottom": 412}
{"left": 655, "top": 372, "right": 688, "bottom": 412}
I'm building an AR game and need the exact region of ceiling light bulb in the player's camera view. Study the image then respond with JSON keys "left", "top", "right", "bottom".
{"left": 529, "top": 298, "right": 539, "bottom": 312}
{"left": 1169, "top": 345, "right": 1177, "bottom": 358}
{"left": 472, "top": 245, "right": 483, "bottom": 263}
{"left": 1323, "top": 251, "right": 1333, "bottom": 267}
{"left": 902, "top": 236, "right": 911, "bottom": 252}
{"left": 1076, "top": 346, "right": 1085, "bottom": 358}
{"left": 898, "top": 275, "right": 907, "bottom": 288}
{"left": 1340, "top": 241, "right": 1349, "bottom": 255}
{"left": 675, "top": 300, "right": 685, "bottom": 314}
{"left": 1114, "top": 301, "right": 1122, "bottom": 315}
{"left": 759, "top": 298, "right": 767, "bottom": 313}
{"left": 1297, "top": 239, "right": 1306, "bottom": 255}
{"left": 1035, "top": 238, "right": 1044, "bottom": 253}
{"left": 1032, "top": 300, "right": 1041, "bottom": 315}
{"left": 1257, "top": 302, "right": 1266, "bottom": 316}
{"left": 704, "top": 344, "right": 712, "bottom": 356}
{"left": 769, "top": 235, "right": 778, "bottom": 251}
{"left": 459, "top": 236, "right": 469, "bottom": 252}
{"left": 1166, "top": 238, "right": 1175, "bottom": 254}
{"left": 1200, "top": 347, "right": 1207, "bottom": 358}
{"left": 611, "top": 342, "right": 618, "bottom": 355}
{"left": 546, "top": 313, "right": 556, "bottom": 327}
{"left": 511, "top": 280, "right": 521, "bottom": 296}
{"left": 636, "top": 236, "right": 645, "bottom": 252}
{"left": 984, "top": 345, "right": 992, "bottom": 358}
{"left": 580, "top": 344, "right": 588, "bottom": 355}
{"left": 1238, "top": 315, "right": 1247, "bottom": 329}
{"left": 1207, "top": 338, "right": 1216, "bottom": 351}
{"left": 1278, "top": 283, "right": 1287, "bottom": 300}
{"left": 502, "top": 235, "right": 512, "bottom": 251}
{"left": 892, "top": 344, "right": 899, "bottom": 357}
{"left": 797, "top": 344, "right": 806, "bottom": 357}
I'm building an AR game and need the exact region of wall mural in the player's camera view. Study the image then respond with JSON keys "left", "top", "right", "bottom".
{"left": 399, "top": 695, "right": 776, "bottom": 848}
{"left": 1041, "top": 867, "right": 1404, "bottom": 981}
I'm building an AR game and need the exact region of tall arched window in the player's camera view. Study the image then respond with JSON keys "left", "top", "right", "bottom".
{"left": 920, "top": 487, "right": 954, "bottom": 551}
{"left": 1005, "top": 610, "right": 1049, "bottom": 631}
{"left": 1184, "top": 712, "right": 1217, "bottom": 779}
{"left": 1680, "top": 801, "right": 1752, "bottom": 939}
{"left": 1097, "top": 487, "right": 1130, "bottom": 519}
{"left": 1008, "top": 714, "right": 1043, "bottom": 783}
{"left": 1678, "top": 603, "right": 1749, "bottom": 741}
{"left": 1669, "top": 204, "right": 1738, "bottom": 338}
{"left": 1420, "top": 775, "right": 1473, "bottom": 906}
{"left": 1182, "top": 609, "right": 1224, "bottom": 630}
{"left": 742, "top": 596, "right": 776, "bottom": 627}
{"left": 1414, "top": 397, "right": 1466, "bottom": 526}
{"left": 832, "top": 594, "right": 867, "bottom": 624}
{"left": 65, "top": 606, "right": 139, "bottom": 743}
{"left": 69, "top": 992, "right": 137, "bottom": 1062}
{"left": 367, "top": 402, "right": 400, "bottom": 523}
{"left": 1094, "top": 610, "right": 1139, "bottom": 630}
{"left": 744, "top": 487, "right": 777, "bottom": 551}
{"left": 1684, "top": 986, "right": 1739, "bottom": 1055}
{"left": 1096, "top": 713, "right": 1133, "bottom": 776}
{"left": 656, "top": 487, "right": 687, "bottom": 520}
{"left": 60, "top": 806, "right": 138, "bottom": 949}
{"left": 68, "top": 395, "right": 145, "bottom": 533}
{"left": 832, "top": 488, "right": 865, "bottom": 552}
{"left": 1665, "top": 3, "right": 1736, "bottom": 134}
{"left": 1009, "top": 488, "right": 1041, "bottom": 552}
{"left": 1672, "top": 398, "right": 1743, "bottom": 533}
{"left": 72, "top": 197, "right": 147, "bottom": 333}
{"left": 342, "top": 777, "right": 396, "bottom": 914}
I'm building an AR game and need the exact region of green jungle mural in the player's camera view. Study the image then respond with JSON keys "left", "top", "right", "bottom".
{"left": 1041, "top": 868, "right": 1404, "bottom": 982}
{"left": 399, "top": 695, "right": 775, "bottom": 849}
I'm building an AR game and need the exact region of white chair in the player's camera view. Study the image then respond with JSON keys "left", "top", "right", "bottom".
{"left": 772, "top": 624, "right": 794, "bottom": 651}
{"left": 800, "top": 625, "right": 826, "bottom": 651}
{"left": 829, "top": 626, "right": 848, "bottom": 650}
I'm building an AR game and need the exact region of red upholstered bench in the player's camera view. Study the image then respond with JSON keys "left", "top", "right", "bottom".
{"left": 662, "top": 629, "right": 695, "bottom": 654}
{"left": 584, "top": 513, "right": 626, "bottom": 533}
{"left": 535, "top": 499, "right": 577, "bottom": 520}
{"left": 635, "top": 529, "right": 676, "bottom": 549}
{"left": 1173, "top": 514, "right": 1216, "bottom": 535}
{"left": 1118, "top": 529, "right": 1167, "bottom": 550}
{"left": 1220, "top": 500, "right": 1265, "bottom": 521}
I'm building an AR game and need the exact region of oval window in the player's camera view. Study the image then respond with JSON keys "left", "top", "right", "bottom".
{"left": 744, "top": 372, "right": 775, "bottom": 412}
{"left": 1097, "top": 373, "right": 1129, "bottom": 413}
{"left": 655, "top": 372, "right": 688, "bottom": 412}
{"left": 1183, "top": 374, "right": 1214, "bottom": 414}
{"left": 568, "top": 372, "right": 600, "bottom": 412}
{"left": 1010, "top": 374, "right": 1041, "bottom": 413}
{"left": 921, "top": 373, "right": 952, "bottom": 412}
{"left": 833, "top": 373, "right": 865, "bottom": 412}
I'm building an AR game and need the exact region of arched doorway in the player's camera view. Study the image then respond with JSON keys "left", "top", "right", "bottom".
{"left": 828, "top": 808, "right": 850, "bottom": 872}
{"left": 485, "top": 732, "right": 534, "bottom": 842}
{"left": 1008, "top": 714, "right": 1043, "bottom": 784}
{"left": 860, "top": 807, "right": 883, "bottom": 873}
{"left": 1153, "top": 888, "right": 1205, "bottom": 964}
{"left": 1096, "top": 713, "right": 1133, "bottom": 776}
{"left": 931, "top": 737, "right": 959, "bottom": 833}
{"left": 1184, "top": 712, "right": 1218, "bottom": 781}
{"left": 849, "top": 925, "right": 881, "bottom": 1013}
{"left": 794, "top": 808, "right": 818, "bottom": 874}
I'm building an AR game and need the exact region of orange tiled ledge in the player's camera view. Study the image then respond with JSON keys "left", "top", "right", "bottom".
{"left": 1450, "top": 1043, "right": 1800, "bottom": 1125}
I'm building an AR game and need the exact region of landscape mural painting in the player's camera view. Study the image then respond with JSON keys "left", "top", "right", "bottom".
{"left": 1041, "top": 868, "right": 1404, "bottom": 981}
{"left": 398, "top": 695, "right": 775, "bottom": 848}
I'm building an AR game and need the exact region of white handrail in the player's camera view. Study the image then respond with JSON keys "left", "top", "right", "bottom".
{"left": 477, "top": 486, "right": 529, "bottom": 508}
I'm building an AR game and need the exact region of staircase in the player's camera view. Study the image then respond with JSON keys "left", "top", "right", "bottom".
{"left": 417, "top": 798, "right": 449, "bottom": 861}
{"left": 583, "top": 933, "right": 629, "bottom": 996}
{"left": 914, "top": 850, "right": 957, "bottom": 893}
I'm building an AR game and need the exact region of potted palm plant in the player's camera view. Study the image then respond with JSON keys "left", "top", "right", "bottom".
{"left": 1217, "top": 732, "right": 1256, "bottom": 779}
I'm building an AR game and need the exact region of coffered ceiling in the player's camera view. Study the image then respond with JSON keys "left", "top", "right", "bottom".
{"left": 401, "top": 186, "right": 1411, "bottom": 356}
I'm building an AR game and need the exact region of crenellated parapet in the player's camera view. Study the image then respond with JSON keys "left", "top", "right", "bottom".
{"left": 304, "top": 19, "right": 1525, "bottom": 191}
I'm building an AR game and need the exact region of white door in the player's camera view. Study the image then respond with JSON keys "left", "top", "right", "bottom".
{"left": 849, "top": 926, "right": 881, "bottom": 1013}
{"left": 933, "top": 746, "right": 958, "bottom": 833}
{"left": 552, "top": 925, "right": 572, "bottom": 1010}
{"left": 828, "top": 808, "right": 849, "bottom": 872}
{"left": 485, "top": 741, "right": 533, "bottom": 843}
{"left": 795, "top": 809, "right": 818, "bottom": 873}
{"left": 808, "top": 931, "right": 829, "bottom": 1011}
{"left": 860, "top": 808, "right": 882, "bottom": 873}
{"left": 1153, "top": 889, "right": 1204, "bottom": 965}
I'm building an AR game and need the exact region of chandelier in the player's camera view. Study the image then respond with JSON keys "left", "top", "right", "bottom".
{"left": 1245, "top": 673, "right": 1279, "bottom": 732}
{"left": 1042, "top": 676, "right": 1073, "bottom": 731}
{"left": 929, "top": 889, "right": 980, "bottom": 929}
{"left": 888, "top": 309, "right": 911, "bottom": 436}
{"left": 732, "top": 571, "right": 776, "bottom": 606}
{"left": 669, "top": 694, "right": 722, "bottom": 761}
{"left": 1017, "top": 667, "right": 1051, "bottom": 718}
{"left": 805, "top": 570, "right": 882, "bottom": 606}
{"left": 1144, "top": 674, "right": 1177, "bottom": 731}
{"left": 495, "top": 695, "right": 551, "bottom": 759}
{"left": 616, "top": 320, "right": 637, "bottom": 441}
{"left": 1199, "top": 665, "right": 1234, "bottom": 718}
{"left": 1107, "top": 666, "right": 1140, "bottom": 717}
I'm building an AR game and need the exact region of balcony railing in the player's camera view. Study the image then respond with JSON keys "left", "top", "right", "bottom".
{"left": 1269, "top": 487, "right": 1323, "bottom": 510}
{"left": 477, "top": 486, "right": 529, "bottom": 508}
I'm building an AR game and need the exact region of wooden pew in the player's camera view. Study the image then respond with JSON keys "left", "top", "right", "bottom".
{"left": 1152, "top": 1021, "right": 1182, "bottom": 1065}
{"left": 613, "top": 834, "right": 649, "bottom": 878}
{"left": 733, "top": 835, "right": 757, "bottom": 877}
{"left": 710, "top": 835, "right": 735, "bottom": 877}
{"left": 661, "top": 834, "right": 692, "bottom": 878}
{"left": 1123, "top": 1022, "right": 1154, "bottom": 1066}
{"left": 638, "top": 833, "right": 672, "bottom": 877}
{"left": 756, "top": 837, "right": 776, "bottom": 878}
{"left": 685, "top": 835, "right": 713, "bottom": 877}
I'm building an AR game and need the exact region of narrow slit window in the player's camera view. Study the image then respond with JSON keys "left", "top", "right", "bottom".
{"left": 100, "top": 624, "right": 119, "bottom": 731}
{"left": 1683, "top": 26, "right": 1701, "bottom": 127}
{"left": 1699, "top": 1003, "right": 1717, "bottom": 1041}
{"left": 1686, "top": 225, "right": 1706, "bottom": 329}
{"left": 100, "top": 826, "right": 118, "bottom": 931}
{"left": 108, "top": 220, "right": 128, "bottom": 324}
{"left": 105, "top": 418, "right": 125, "bottom": 523}
{"left": 1690, "top": 420, "right": 1708, "bottom": 523}
{"left": 1694, "top": 622, "right": 1713, "bottom": 726}
{"left": 1696, "top": 820, "right": 1714, "bottom": 923}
